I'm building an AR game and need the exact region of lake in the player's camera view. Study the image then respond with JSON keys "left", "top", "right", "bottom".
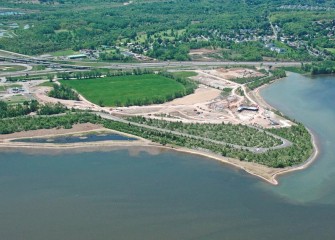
{"left": 0, "top": 73, "right": 334, "bottom": 239}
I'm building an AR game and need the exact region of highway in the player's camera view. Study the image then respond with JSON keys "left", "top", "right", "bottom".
{"left": 78, "top": 60, "right": 302, "bottom": 69}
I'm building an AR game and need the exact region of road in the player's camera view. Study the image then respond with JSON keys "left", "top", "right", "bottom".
{"left": 86, "top": 60, "right": 302, "bottom": 70}
{"left": 0, "top": 63, "right": 33, "bottom": 78}
{"left": 97, "top": 112, "right": 292, "bottom": 154}
{"left": 269, "top": 20, "right": 278, "bottom": 40}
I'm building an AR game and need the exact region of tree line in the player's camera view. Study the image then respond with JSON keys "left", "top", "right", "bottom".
{"left": 0, "top": 100, "right": 67, "bottom": 119}
{"left": 0, "top": 113, "right": 100, "bottom": 134}
{"left": 0, "top": 111, "right": 313, "bottom": 168}
{"left": 48, "top": 84, "right": 79, "bottom": 100}
{"left": 302, "top": 61, "right": 335, "bottom": 75}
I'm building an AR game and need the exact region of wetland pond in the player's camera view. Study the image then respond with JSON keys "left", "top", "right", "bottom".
{"left": 11, "top": 132, "right": 138, "bottom": 144}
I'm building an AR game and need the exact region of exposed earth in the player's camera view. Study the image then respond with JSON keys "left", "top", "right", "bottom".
{"left": 1, "top": 67, "right": 292, "bottom": 129}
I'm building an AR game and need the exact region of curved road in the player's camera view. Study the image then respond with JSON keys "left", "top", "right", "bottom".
{"left": 97, "top": 112, "right": 292, "bottom": 154}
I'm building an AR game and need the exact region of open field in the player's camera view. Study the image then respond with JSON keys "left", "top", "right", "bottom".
{"left": 47, "top": 49, "right": 78, "bottom": 57}
{"left": 60, "top": 74, "right": 187, "bottom": 107}
{"left": 38, "top": 81, "right": 55, "bottom": 87}
{"left": 0, "top": 65, "right": 26, "bottom": 72}
{"left": 171, "top": 71, "right": 198, "bottom": 78}
{"left": 4, "top": 94, "right": 29, "bottom": 104}
{"left": 0, "top": 84, "right": 21, "bottom": 92}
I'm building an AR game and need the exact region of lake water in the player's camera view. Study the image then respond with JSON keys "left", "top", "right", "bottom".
{"left": 261, "top": 73, "right": 335, "bottom": 204}
{"left": 0, "top": 73, "right": 335, "bottom": 239}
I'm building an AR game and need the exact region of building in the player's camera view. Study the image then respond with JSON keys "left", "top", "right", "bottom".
{"left": 237, "top": 105, "right": 259, "bottom": 112}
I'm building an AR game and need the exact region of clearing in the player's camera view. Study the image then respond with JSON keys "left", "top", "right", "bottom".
{"left": 60, "top": 74, "right": 187, "bottom": 107}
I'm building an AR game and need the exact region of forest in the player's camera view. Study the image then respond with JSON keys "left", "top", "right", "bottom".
{"left": 0, "top": 0, "right": 334, "bottom": 61}
{"left": 0, "top": 113, "right": 100, "bottom": 134}
{"left": 302, "top": 61, "right": 335, "bottom": 75}
{"left": 0, "top": 100, "right": 67, "bottom": 118}
{"left": 48, "top": 84, "right": 80, "bottom": 100}
{"left": 127, "top": 116, "right": 283, "bottom": 148}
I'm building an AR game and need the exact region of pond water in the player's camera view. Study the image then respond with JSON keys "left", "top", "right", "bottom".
{"left": 11, "top": 132, "right": 138, "bottom": 144}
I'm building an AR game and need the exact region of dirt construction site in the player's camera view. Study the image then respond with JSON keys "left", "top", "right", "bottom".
{"left": 14, "top": 67, "right": 293, "bottom": 129}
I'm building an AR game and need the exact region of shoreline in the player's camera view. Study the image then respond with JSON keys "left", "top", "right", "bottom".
{"left": 254, "top": 75, "right": 320, "bottom": 184}
{"left": 0, "top": 123, "right": 318, "bottom": 186}
{"left": 269, "top": 127, "right": 319, "bottom": 185}
{"left": 0, "top": 134, "right": 282, "bottom": 185}
{"left": 0, "top": 73, "right": 320, "bottom": 185}
{"left": 0, "top": 125, "right": 294, "bottom": 185}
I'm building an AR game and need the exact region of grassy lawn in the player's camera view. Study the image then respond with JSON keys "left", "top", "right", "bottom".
{"left": 38, "top": 81, "right": 54, "bottom": 87}
{"left": 5, "top": 94, "right": 29, "bottom": 104}
{"left": 171, "top": 71, "right": 198, "bottom": 78}
{"left": 325, "top": 48, "right": 335, "bottom": 54}
{"left": 48, "top": 49, "right": 78, "bottom": 57}
{"left": 280, "top": 66, "right": 307, "bottom": 74}
{"left": 32, "top": 65, "right": 46, "bottom": 71}
{"left": 60, "top": 74, "right": 186, "bottom": 106}
{"left": 0, "top": 65, "right": 26, "bottom": 72}
{"left": 0, "top": 84, "right": 22, "bottom": 91}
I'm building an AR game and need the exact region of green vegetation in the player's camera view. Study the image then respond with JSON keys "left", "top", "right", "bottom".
{"left": 0, "top": 113, "right": 100, "bottom": 134}
{"left": 58, "top": 70, "right": 103, "bottom": 80}
{"left": 0, "top": 0, "right": 332, "bottom": 61}
{"left": 4, "top": 95, "right": 30, "bottom": 104}
{"left": 37, "top": 103, "right": 67, "bottom": 115}
{"left": 302, "top": 61, "right": 335, "bottom": 75}
{"left": 0, "top": 65, "right": 26, "bottom": 72}
{"left": 0, "top": 84, "right": 21, "bottom": 92}
{"left": 127, "top": 117, "right": 282, "bottom": 148}
{"left": 0, "top": 100, "right": 66, "bottom": 119}
{"left": 0, "top": 100, "right": 38, "bottom": 119}
{"left": 270, "top": 11, "right": 335, "bottom": 60}
{"left": 280, "top": 66, "right": 308, "bottom": 74}
{"left": 247, "top": 69, "right": 287, "bottom": 90}
{"left": 60, "top": 73, "right": 196, "bottom": 107}
{"left": 38, "top": 81, "right": 54, "bottom": 87}
{"left": 48, "top": 83, "right": 79, "bottom": 100}
{"left": 231, "top": 75, "right": 266, "bottom": 85}
{"left": 170, "top": 71, "right": 198, "bottom": 79}
{"left": 221, "top": 88, "right": 232, "bottom": 97}
{"left": 32, "top": 65, "right": 47, "bottom": 71}
{"left": 101, "top": 118, "right": 312, "bottom": 168}
{"left": 6, "top": 74, "right": 47, "bottom": 82}
{"left": 0, "top": 110, "right": 314, "bottom": 168}
{"left": 48, "top": 49, "right": 78, "bottom": 57}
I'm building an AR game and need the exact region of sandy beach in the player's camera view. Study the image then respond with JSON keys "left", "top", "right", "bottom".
{"left": 0, "top": 127, "right": 280, "bottom": 184}
{"left": 0, "top": 74, "right": 319, "bottom": 185}
{"left": 0, "top": 118, "right": 318, "bottom": 185}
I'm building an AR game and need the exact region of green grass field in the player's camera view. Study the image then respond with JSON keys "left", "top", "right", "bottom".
{"left": 5, "top": 94, "right": 30, "bottom": 104}
{"left": 280, "top": 66, "right": 307, "bottom": 74}
{"left": 171, "top": 71, "right": 198, "bottom": 78}
{"left": 325, "top": 48, "right": 335, "bottom": 54}
{"left": 0, "top": 65, "right": 26, "bottom": 72}
{"left": 0, "top": 84, "right": 22, "bottom": 92}
{"left": 38, "top": 81, "right": 54, "bottom": 87}
{"left": 48, "top": 49, "right": 78, "bottom": 57}
{"left": 60, "top": 74, "right": 187, "bottom": 107}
